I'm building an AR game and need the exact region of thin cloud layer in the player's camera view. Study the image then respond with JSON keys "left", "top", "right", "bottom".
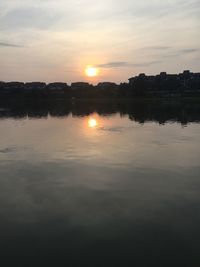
{"left": 97, "top": 61, "right": 162, "bottom": 69}
{"left": 0, "top": 0, "right": 199, "bottom": 82}
{"left": 0, "top": 42, "right": 22, "bottom": 47}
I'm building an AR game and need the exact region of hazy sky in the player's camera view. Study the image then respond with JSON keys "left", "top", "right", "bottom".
{"left": 0, "top": 0, "right": 199, "bottom": 83}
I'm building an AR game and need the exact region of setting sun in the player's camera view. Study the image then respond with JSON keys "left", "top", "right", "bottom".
{"left": 88, "top": 118, "right": 98, "bottom": 128}
{"left": 85, "top": 66, "right": 99, "bottom": 77}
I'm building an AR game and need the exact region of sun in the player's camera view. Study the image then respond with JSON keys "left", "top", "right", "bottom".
{"left": 85, "top": 66, "right": 99, "bottom": 77}
{"left": 88, "top": 118, "right": 98, "bottom": 128}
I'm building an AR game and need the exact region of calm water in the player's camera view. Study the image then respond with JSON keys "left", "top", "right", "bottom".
{"left": 0, "top": 101, "right": 200, "bottom": 266}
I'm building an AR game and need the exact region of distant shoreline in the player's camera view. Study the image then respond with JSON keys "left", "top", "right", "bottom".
{"left": 1, "top": 70, "right": 200, "bottom": 98}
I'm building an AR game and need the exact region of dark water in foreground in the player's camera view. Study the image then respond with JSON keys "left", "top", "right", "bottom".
{"left": 0, "top": 100, "right": 200, "bottom": 267}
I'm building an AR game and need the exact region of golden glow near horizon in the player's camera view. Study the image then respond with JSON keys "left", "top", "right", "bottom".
{"left": 88, "top": 118, "right": 98, "bottom": 128}
{"left": 85, "top": 66, "right": 99, "bottom": 77}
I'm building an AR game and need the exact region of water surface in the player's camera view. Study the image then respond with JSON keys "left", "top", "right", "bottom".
{"left": 0, "top": 100, "right": 200, "bottom": 266}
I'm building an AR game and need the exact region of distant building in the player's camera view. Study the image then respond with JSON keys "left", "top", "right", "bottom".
{"left": 71, "top": 82, "right": 91, "bottom": 89}
{"left": 47, "top": 83, "right": 69, "bottom": 90}
{"left": 97, "top": 82, "right": 117, "bottom": 89}
{"left": 25, "top": 82, "right": 46, "bottom": 90}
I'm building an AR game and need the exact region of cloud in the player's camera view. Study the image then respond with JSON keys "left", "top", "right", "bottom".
{"left": 0, "top": 42, "right": 22, "bottom": 47}
{"left": 132, "top": 61, "right": 162, "bottom": 67}
{"left": 0, "top": 7, "right": 61, "bottom": 31}
{"left": 181, "top": 48, "right": 199, "bottom": 54}
{"left": 97, "top": 62, "right": 128, "bottom": 68}
{"left": 142, "top": 46, "right": 171, "bottom": 51}
{"left": 162, "top": 48, "right": 200, "bottom": 58}
{"left": 97, "top": 61, "right": 162, "bottom": 69}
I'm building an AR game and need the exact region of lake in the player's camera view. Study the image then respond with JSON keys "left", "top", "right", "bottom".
{"left": 0, "top": 100, "right": 200, "bottom": 266}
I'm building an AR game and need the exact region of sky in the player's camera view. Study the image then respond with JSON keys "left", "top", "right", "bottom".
{"left": 0, "top": 0, "right": 199, "bottom": 84}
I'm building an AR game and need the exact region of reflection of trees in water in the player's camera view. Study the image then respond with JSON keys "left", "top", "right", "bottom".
{"left": 0, "top": 100, "right": 199, "bottom": 125}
